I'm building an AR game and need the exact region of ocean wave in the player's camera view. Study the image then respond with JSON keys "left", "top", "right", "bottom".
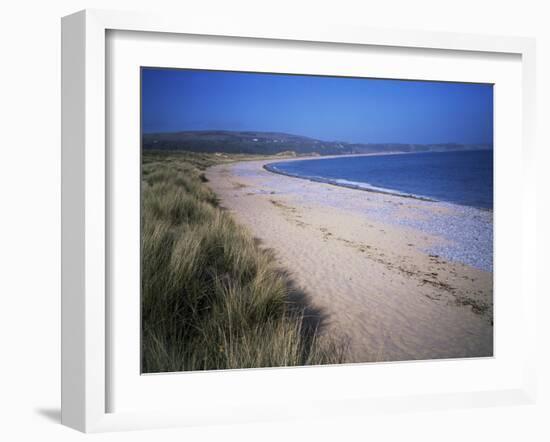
{"left": 264, "top": 164, "right": 436, "bottom": 202}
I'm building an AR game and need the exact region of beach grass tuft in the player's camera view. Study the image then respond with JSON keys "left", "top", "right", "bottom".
{"left": 141, "top": 151, "right": 346, "bottom": 372}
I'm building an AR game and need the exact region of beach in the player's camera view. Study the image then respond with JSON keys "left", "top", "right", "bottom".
{"left": 206, "top": 157, "right": 494, "bottom": 363}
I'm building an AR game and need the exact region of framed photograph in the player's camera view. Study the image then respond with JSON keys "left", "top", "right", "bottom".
{"left": 61, "top": 9, "right": 537, "bottom": 432}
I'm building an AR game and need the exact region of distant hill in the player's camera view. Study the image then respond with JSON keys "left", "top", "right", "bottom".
{"left": 142, "top": 130, "right": 492, "bottom": 156}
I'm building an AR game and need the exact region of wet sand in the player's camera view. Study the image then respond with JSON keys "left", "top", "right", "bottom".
{"left": 206, "top": 158, "right": 493, "bottom": 363}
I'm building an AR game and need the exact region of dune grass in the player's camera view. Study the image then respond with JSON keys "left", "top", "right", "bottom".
{"left": 141, "top": 151, "right": 346, "bottom": 372}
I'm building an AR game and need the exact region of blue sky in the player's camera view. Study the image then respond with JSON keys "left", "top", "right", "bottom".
{"left": 141, "top": 68, "right": 493, "bottom": 144}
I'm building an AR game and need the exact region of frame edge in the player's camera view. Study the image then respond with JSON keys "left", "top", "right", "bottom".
{"left": 61, "top": 9, "right": 107, "bottom": 433}
{"left": 61, "top": 9, "right": 87, "bottom": 432}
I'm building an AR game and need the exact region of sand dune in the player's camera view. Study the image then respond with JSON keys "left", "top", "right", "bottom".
{"left": 206, "top": 159, "right": 493, "bottom": 363}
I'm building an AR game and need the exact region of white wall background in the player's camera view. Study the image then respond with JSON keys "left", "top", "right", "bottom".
{"left": 0, "top": 1, "right": 548, "bottom": 440}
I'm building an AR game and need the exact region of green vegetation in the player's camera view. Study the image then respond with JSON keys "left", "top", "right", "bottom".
{"left": 142, "top": 130, "right": 492, "bottom": 155}
{"left": 142, "top": 151, "right": 346, "bottom": 372}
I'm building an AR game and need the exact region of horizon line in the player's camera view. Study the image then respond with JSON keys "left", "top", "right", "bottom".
{"left": 141, "top": 129, "right": 493, "bottom": 146}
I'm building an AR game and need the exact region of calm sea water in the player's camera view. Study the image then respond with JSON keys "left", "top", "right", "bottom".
{"left": 267, "top": 150, "right": 493, "bottom": 209}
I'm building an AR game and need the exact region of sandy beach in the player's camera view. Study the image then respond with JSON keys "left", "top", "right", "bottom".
{"left": 206, "top": 157, "right": 493, "bottom": 363}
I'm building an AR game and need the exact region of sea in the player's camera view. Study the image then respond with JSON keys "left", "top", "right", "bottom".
{"left": 266, "top": 150, "right": 493, "bottom": 210}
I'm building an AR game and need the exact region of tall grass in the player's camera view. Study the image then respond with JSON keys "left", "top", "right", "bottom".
{"left": 142, "top": 152, "right": 346, "bottom": 372}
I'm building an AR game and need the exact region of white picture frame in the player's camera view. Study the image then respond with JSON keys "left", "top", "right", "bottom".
{"left": 61, "top": 9, "right": 538, "bottom": 433}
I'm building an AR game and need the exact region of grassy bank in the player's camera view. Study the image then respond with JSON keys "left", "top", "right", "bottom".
{"left": 142, "top": 151, "right": 346, "bottom": 372}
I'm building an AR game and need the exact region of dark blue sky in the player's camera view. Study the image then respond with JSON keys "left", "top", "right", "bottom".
{"left": 141, "top": 68, "right": 493, "bottom": 144}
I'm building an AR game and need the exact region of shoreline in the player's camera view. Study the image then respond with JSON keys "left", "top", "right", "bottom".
{"left": 263, "top": 151, "right": 493, "bottom": 211}
{"left": 206, "top": 158, "right": 493, "bottom": 363}
{"left": 263, "top": 162, "right": 437, "bottom": 203}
